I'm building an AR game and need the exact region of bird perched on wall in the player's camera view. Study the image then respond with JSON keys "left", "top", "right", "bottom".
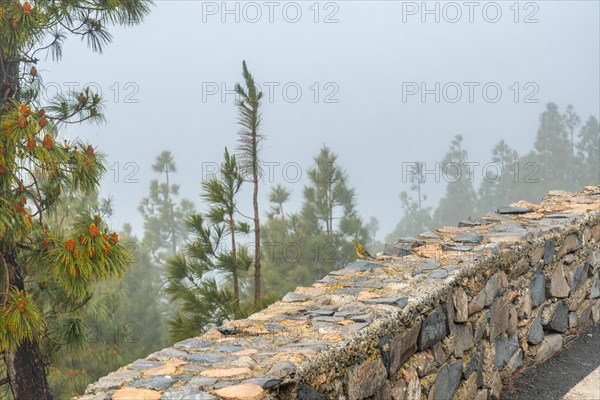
{"left": 355, "top": 243, "right": 375, "bottom": 260}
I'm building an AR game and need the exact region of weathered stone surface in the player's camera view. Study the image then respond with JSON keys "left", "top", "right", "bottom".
{"left": 528, "top": 306, "right": 545, "bottom": 345}
{"left": 507, "top": 348, "right": 523, "bottom": 372}
{"left": 405, "top": 370, "right": 421, "bottom": 400}
{"left": 469, "top": 272, "right": 508, "bottom": 314}
{"left": 213, "top": 384, "right": 265, "bottom": 400}
{"left": 568, "top": 311, "right": 578, "bottom": 328}
{"left": 489, "top": 297, "right": 509, "bottom": 341}
{"left": 430, "top": 360, "right": 463, "bottom": 400}
{"left": 174, "top": 339, "right": 212, "bottom": 351}
{"left": 129, "top": 377, "right": 176, "bottom": 391}
{"left": 453, "top": 287, "right": 469, "bottom": 323}
{"left": 418, "top": 306, "right": 448, "bottom": 350}
{"left": 592, "top": 300, "right": 600, "bottom": 323}
{"left": 454, "top": 323, "right": 474, "bottom": 358}
{"left": 112, "top": 387, "right": 161, "bottom": 400}
{"left": 430, "top": 269, "right": 449, "bottom": 279}
{"left": 452, "top": 234, "right": 483, "bottom": 244}
{"left": 529, "top": 245, "right": 544, "bottom": 266}
{"left": 162, "top": 388, "right": 217, "bottom": 399}
{"left": 494, "top": 334, "right": 519, "bottom": 370}
{"left": 568, "top": 263, "right": 589, "bottom": 294}
{"left": 85, "top": 370, "right": 141, "bottom": 394}
{"left": 78, "top": 189, "right": 600, "bottom": 400}
{"left": 535, "top": 334, "right": 563, "bottom": 362}
{"left": 463, "top": 344, "right": 483, "bottom": 387}
{"left": 545, "top": 299, "right": 569, "bottom": 333}
{"left": 390, "top": 379, "right": 406, "bottom": 400}
{"left": 530, "top": 271, "right": 546, "bottom": 307}
{"left": 347, "top": 357, "right": 387, "bottom": 400}
{"left": 384, "top": 242, "right": 412, "bottom": 257}
{"left": 557, "top": 234, "right": 583, "bottom": 258}
{"left": 547, "top": 264, "right": 570, "bottom": 298}
{"left": 507, "top": 304, "right": 518, "bottom": 335}
{"left": 591, "top": 275, "right": 600, "bottom": 299}
{"left": 380, "top": 321, "right": 422, "bottom": 375}
{"left": 453, "top": 373, "right": 478, "bottom": 400}
{"left": 282, "top": 292, "right": 308, "bottom": 302}
{"left": 200, "top": 368, "right": 251, "bottom": 378}
{"left": 518, "top": 289, "right": 532, "bottom": 320}
{"left": 497, "top": 206, "right": 531, "bottom": 214}
{"left": 544, "top": 239, "right": 555, "bottom": 264}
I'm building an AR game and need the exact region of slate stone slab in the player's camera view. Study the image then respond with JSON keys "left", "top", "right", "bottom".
{"left": 161, "top": 388, "right": 217, "bottom": 400}
{"left": 346, "top": 261, "right": 383, "bottom": 270}
{"left": 544, "top": 240, "right": 555, "bottom": 264}
{"left": 185, "top": 353, "right": 226, "bottom": 363}
{"left": 130, "top": 360, "right": 162, "bottom": 370}
{"left": 379, "top": 321, "right": 422, "bottom": 375}
{"left": 430, "top": 270, "right": 449, "bottom": 280}
{"left": 495, "top": 334, "right": 519, "bottom": 370}
{"left": 546, "top": 299, "right": 569, "bottom": 333}
{"left": 242, "top": 377, "right": 282, "bottom": 389}
{"left": 497, "top": 206, "right": 531, "bottom": 214}
{"left": 305, "top": 309, "right": 335, "bottom": 316}
{"left": 443, "top": 244, "right": 473, "bottom": 251}
{"left": 128, "top": 377, "right": 176, "bottom": 390}
{"left": 568, "top": 263, "right": 589, "bottom": 294}
{"left": 417, "top": 262, "right": 440, "bottom": 271}
{"left": 418, "top": 306, "right": 448, "bottom": 350}
{"left": 432, "top": 360, "right": 463, "bottom": 400}
{"left": 527, "top": 306, "right": 544, "bottom": 345}
{"left": 215, "top": 344, "right": 244, "bottom": 353}
{"left": 175, "top": 339, "right": 212, "bottom": 350}
{"left": 360, "top": 297, "right": 408, "bottom": 308}
{"left": 530, "top": 271, "right": 546, "bottom": 307}
{"left": 347, "top": 357, "right": 387, "bottom": 400}
{"left": 452, "top": 235, "right": 483, "bottom": 244}
{"left": 282, "top": 292, "right": 308, "bottom": 302}
{"left": 458, "top": 217, "right": 487, "bottom": 227}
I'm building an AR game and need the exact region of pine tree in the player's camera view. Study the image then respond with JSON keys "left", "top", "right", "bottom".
{"left": 576, "top": 116, "right": 600, "bottom": 185}
{"left": 138, "top": 151, "right": 195, "bottom": 266}
{"left": 0, "top": 2, "right": 151, "bottom": 398}
{"left": 301, "top": 145, "right": 368, "bottom": 275}
{"left": 532, "top": 102, "right": 575, "bottom": 194}
{"left": 476, "top": 140, "right": 520, "bottom": 213}
{"left": 165, "top": 150, "right": 253, "bottom": 340}
{"left": 235, "top": 61, "right": 264, "bottom": 307}
{"left": 387, "top": 162, "right": 433, "bottom": 240}
{"left": 432, "top": 135, "right": 478, "bottom": 227}
{"left": 201, "top": 148, "right": 248, "bottom": 312}
{"left": 563, "top": 104, "right": 581, "bottom": 154}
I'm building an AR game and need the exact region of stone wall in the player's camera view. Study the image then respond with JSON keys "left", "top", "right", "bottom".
{"left": 77, "top": 187, "right": 600, "bottom": 400}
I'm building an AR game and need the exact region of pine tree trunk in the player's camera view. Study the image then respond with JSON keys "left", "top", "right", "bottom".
{"left": 2, "top": 251, "right": 53, "bottom": 400}
{"left": 253, "top": 173, "right": 261, "bottom": 307}
{"left": 5, "top": 339, "right": 52, "bottom": 400}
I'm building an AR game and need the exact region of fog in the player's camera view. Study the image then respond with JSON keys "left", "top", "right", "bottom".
{"left": 43, "top": 0, "right": 599, "bottom": 240}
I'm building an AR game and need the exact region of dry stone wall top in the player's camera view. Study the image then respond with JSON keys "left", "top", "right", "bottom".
{"left": 78, "top": 187, "right": 600, "bottom": 400}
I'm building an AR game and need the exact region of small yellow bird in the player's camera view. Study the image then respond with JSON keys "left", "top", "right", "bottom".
{"left": 355, "top": 243, "right": 374, "bottom": 260}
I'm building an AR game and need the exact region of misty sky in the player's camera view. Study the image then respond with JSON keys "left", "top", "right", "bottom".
{"left": 42, "top": 0, "right": 600, "bottom": 240}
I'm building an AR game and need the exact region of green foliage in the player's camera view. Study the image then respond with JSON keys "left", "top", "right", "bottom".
{"left": 261, "top": 145, "right": 371, "bottom": 299}
{"left": 165, "top": 150, "right": 254, "bottom": 340}
{"left": 1, "top": 1, "right": 152, "bottom": 398}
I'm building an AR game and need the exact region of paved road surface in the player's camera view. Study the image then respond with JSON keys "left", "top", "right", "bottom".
{"left": 502, "top": 323, "right": 600, "bottom": 400}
